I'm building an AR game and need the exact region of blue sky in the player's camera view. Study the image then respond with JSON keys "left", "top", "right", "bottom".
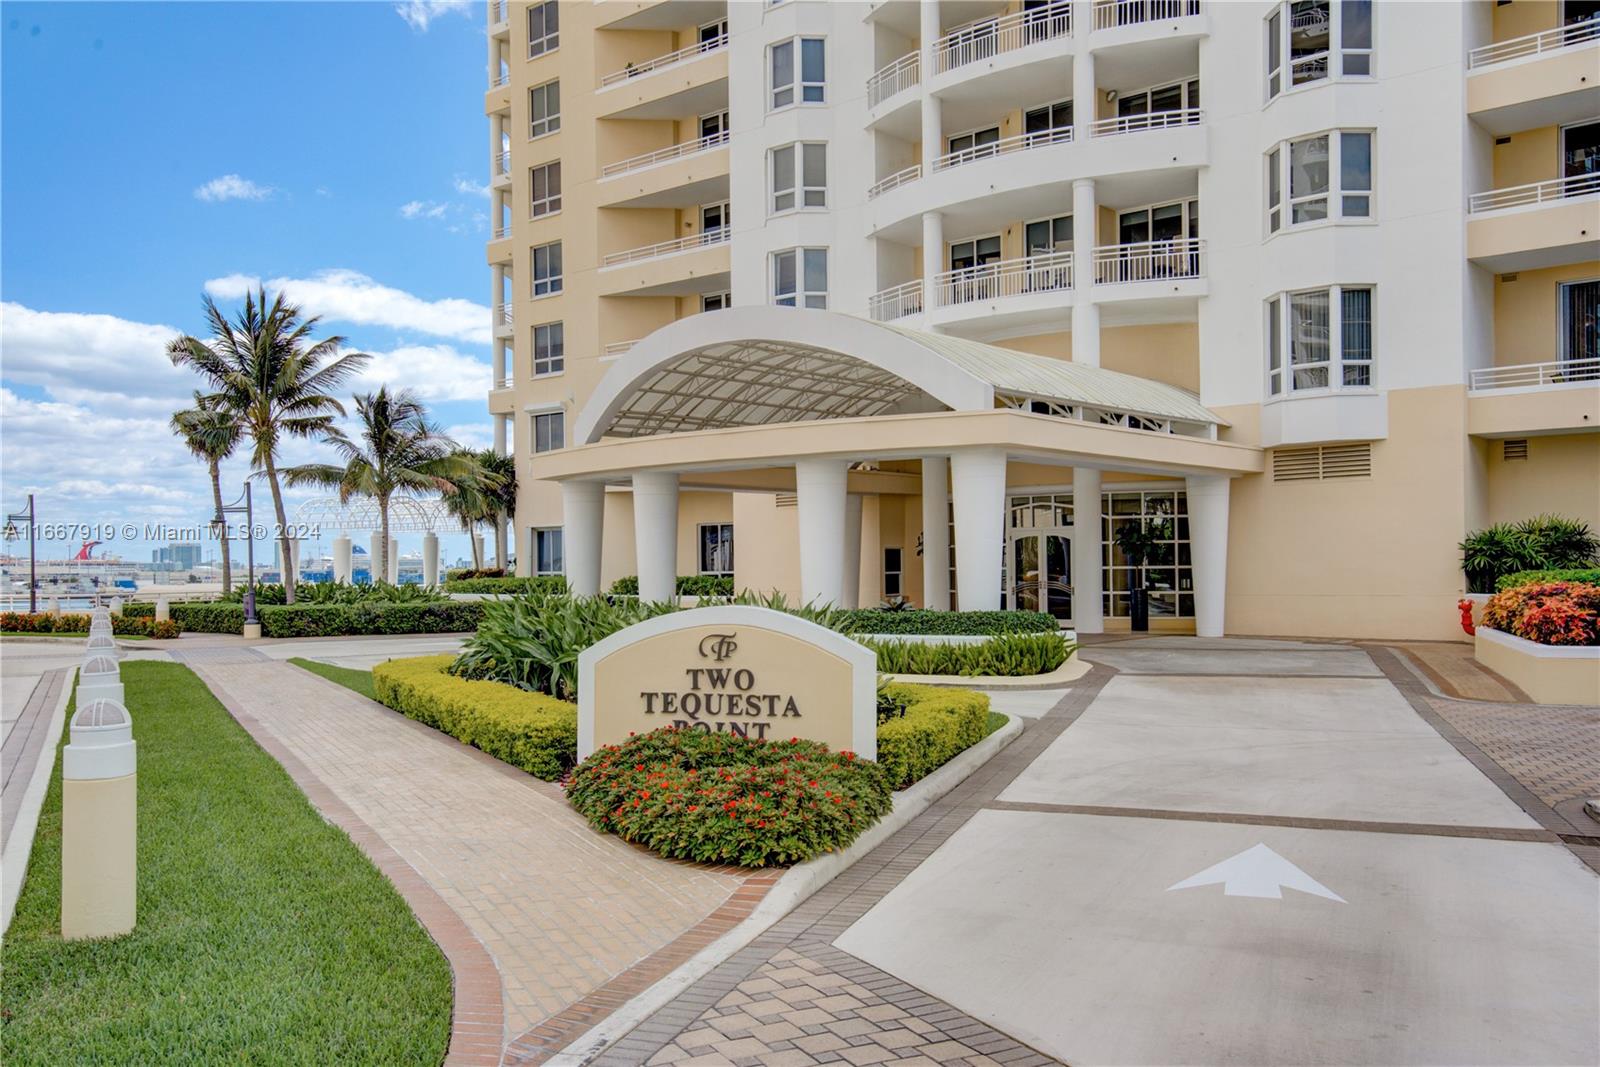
{"left": 1, "top": 0, "right": 498, "bottom": 570}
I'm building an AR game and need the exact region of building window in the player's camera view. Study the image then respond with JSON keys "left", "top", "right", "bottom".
{"left": 532, "top": 321, "right": 563, "bottom": 376}
{"left": 1116, "top": 79, "right": 1198, "bottom": 121}
{"left": 531, "top": 241, "right": 562, "bottom": 297}
{"left": 699, "top": 17, "right": 727, "bottom": 48}
{"left": 772, "top": 248, "right": 828, "bottom": 308}
{"left": 769, "top": 37, "right": 825, "bottom": 110}
{"left": 1023, "top": 100, "right": 1072, "bottom": 146}
{"left": 1024, "top": 216, "right": 1073, "bottom": 257}
{"left": 1102, "top": 490, "right": 1193, "bottom": 620}
{"left": 532, "top": 410, "right": 564, "bottom": 453}
{"left": 529, "top": 161, "right": 561, "bottom": 218}
{"left": 947, "top": 125, "right": 1000, "bottom": 160}
{"left": 1268, "top": 131, "right": 1372, "bottom": 231}
{"left": 1266, "top": 285, "right": 1374, "bottom": 395}
{"left": 882, "top": 547, "right": 903, "bottom": 598}
{"left": 1266, "top": 0, "right": 1372, "bottom": 100}
{"left": 770, "top": 142, "right": 826, "bottom": 213}
{"left": 700, "top": 201, "right": 730, "bottom": 240}
{"left": 702, "top": 291, "right": 731, "bottom": 312}
{"left": 698, "top": 523, "right": 734, "bottom": 575}
{"left": 529, "top": 80, "right": 560, "bottom": 138}
{"left": 527, "top": 1, "right": 558, "bottom": 57}
{"left": 534, "top": 527, "right": 563, "bottom": 575}
{"left": 1559, "top": 280, "right": 1599, "bottom": 365}
{"left": 700, "top": 110, "right": 728, "bottom": 140}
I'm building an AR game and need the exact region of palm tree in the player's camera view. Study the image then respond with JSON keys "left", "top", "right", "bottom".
{"left": 478, "top": 449, "right": 517, "bottom": 569}
{"left": 438, "top": 448, "right": 514, "bottom": 572}
{"left": 170, "top": 392, "right": 243, "bottom": 592}
{"left": 284, "top": 387, "right": 475, "bottom": 582}
{"left": 168, "top": 287, "right": 370, "bottom": 603}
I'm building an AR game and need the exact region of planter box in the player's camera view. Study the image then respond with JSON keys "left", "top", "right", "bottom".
{"left": 1474, "top": 627, "right": 1600, "bottom": 706}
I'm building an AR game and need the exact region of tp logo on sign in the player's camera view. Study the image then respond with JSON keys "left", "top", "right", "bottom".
{"left": 698, "top": 633, "right": 738, "bottom": 661}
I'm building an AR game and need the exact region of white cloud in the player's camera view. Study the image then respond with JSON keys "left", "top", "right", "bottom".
{"left": 354, "top": 344, "right": 491, "bottom": 402}
{"left": 193, "top": 174, "right": 274, "bottom": 202}
{"left": 400, "top": 199, "right": 450, "bottom": 220}
{"left": 395, "top": 0, "right": 470, "bottom": 30}
{"left": 453, "top": 175, "right": 490, "bottom": 197}
{"left": 0, "top": 302, "right": 190, "bottom": 412}
{"left": 204, "top": 270, "right": 490, "bottom": 345}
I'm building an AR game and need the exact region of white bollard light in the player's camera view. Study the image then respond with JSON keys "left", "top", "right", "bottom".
{"left": 86, "top": 631, "right": 120, "bottom": 659}
{"left": 78, "top": 654, "right": 124, "bottom": 705}
{"left": 49, "top": 596, "right": 61, "bottom": 616}
{"left": 155, "top": 596, "right": 170, "bottom": 623}
{"left": 109, "top": 596, "right": 124, "bottom": 614}
{"left": 61, "top": 698, "right": 137, "bottom": 940}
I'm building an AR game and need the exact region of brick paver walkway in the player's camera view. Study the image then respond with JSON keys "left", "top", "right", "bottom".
{"left": 187, "top": 658, "right": 749, "bottom": 1051}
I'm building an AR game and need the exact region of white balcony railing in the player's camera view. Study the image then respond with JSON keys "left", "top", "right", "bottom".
{"left": 1092, "top": 238, "right": 1205, "bottom": 285}
{"left": 601, "top": 130, "right": 729, "bottom": 179}
{"left": 601, "top": 227, "right": 730, "bottom": 269}
{"left": 492, "top": 221, "right": 511, "bottom": 240}
{"left": 491, "top": 70, "right": 509, "bottom": 88}
{"left": 1093, "top": 0, "right": 1202, "bottom": 31}
{"left": 1469, "top": 357, "right": 1600, "bottom": 390}
{"left": 933, "top": 2, "right": 1071, "bottom": 75}
{"left": 868, "top": 280, "right": 926, "bottom": 321}
{"left": 600, "top": 34, "right": 728, "bottom": 88}
{"left": 495, "top": 148, "right": 510, "bottom": 175}
{"left": 867, "top": 163, "right": 922, "bottom": 200}
{"left": 933, "top": 252, "right": 1074, "bottom": 307}
{"left": 1089, "top": 107, "right": 1204, "bottom": 137}
{"left": 1469, "top": 172, "right": 1600, "bottom": 213}
{"left": 494, "top": 375, "right": 513, "bottom": 390}
{"left": 490, "top": 0, "right": 507, "bottom": 27}
{"left": 867, "top": 52, "right": 920, "bottom": 109}
{"left": 494, "top": 303, "right": 512, "bottom": 328}
{"left": 933, "top": 128, "right": 1073, "bottom": 173}
{"left": 602, "top": 340, "right": 640, "bottom": 359}
{"left": 1468, "top": 16, "right": 1600, "bottom": 69}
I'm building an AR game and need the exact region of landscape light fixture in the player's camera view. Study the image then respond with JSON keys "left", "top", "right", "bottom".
{"left": 4, "top": 493, "right": 37, "bottom": 613}
{"left": 214, "top": 482, "right": 258, "bottom": 624}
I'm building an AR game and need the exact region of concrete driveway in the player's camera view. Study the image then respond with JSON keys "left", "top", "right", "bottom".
{"left": 836, "top": 639, "right": 1599, "bottom": 1066}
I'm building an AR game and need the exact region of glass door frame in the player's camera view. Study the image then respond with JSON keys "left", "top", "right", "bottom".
{"left": 1005, "top": 526, "right": 1074, "bottom": 622}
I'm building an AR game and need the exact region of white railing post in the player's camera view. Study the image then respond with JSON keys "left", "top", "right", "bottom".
{"left": 601, "top": 130, "right": 729, "bottom": 179}
{"left": 600, "top": 33, "right": 728, "bottom": 88}
{"left": 601, "top": 226, "right": 731, "bottom": 269}
{"left": 1469, "top": 357, "right": 1600, "bottom": 390}
{"left": 866, "top": 163, "right": 922, "bottom": 200}
{"left": 933, "top": 1, "right": 1071, "bottom": 75}
{"left": 1468, "top": 172, "right": 1600, "bottom": 213}
{"left": 867, "top": 52, "right": 921, "bottom": 109}
{"left": 1468, "top": 17, "right": 1600, "bottom": 68}
{"left": 1092, "top": 238, "right": 1205, "bottom": 285}
{"left": 1089, "top": 107, "right": 1204, "bottom": 137}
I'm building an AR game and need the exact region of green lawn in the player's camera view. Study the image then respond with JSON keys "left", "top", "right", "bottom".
{"left": 289, "top": 657, "right": 377, "bottom": 701}
{"left": 0, "top": 662, "right": 451, "bottom": 1065}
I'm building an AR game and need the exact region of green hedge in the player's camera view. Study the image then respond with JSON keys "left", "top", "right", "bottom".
{"left": 441, "top": 576, "right": 567, "bottom": 595}
{"left": 1496, "top": 568, "right": 1600, "bottom": 592}
{"left": 259, "top": 602, "right": 483, "bottom": 638}
{"left": 445, "top": 567, "right": 505, "bottom": 581}
{"left": 875, "top": 684, "right": 992, "bottom": 790}
{"left": 836, "top": 609, "right": 1058, "bottom": 636}
{"left": 607, "top": 575, "right": 736, "bottom": 597}
{"left": 863, "top": 632, "right": 1070, "bottom": 676}
{"left": 372, "top": 655, "right": 577, "bottom": 780}
{"left": 171, "top": 603, "right": 247, "bottom": 634}
{"left": 122, "top": 602, "right": 156, "bottom": 618}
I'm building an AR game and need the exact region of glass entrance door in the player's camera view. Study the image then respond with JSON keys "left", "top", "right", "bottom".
{"left": 1009, "top": 531, "right": 1072, "bottom": 621}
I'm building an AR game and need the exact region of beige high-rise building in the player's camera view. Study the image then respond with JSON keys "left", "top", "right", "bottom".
{"left": 483, "top": 0, "right": 1599, "bottom": 640}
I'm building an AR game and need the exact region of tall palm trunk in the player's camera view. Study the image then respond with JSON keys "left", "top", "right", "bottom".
{"left": 210, "top": 460, "right": 233, "bottom": 593}
{"left": 262, "top": 452, "right": 297, "bottom": 604}
{"left": 494, "top": 520, "right": 507, "bottom": 570}
{"left": 469, "top": 524, "right": 484, "bottom": 570}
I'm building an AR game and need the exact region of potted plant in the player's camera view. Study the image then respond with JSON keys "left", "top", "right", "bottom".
{"left": 1112, "top": 518, "right": 1170, "bottom": 632}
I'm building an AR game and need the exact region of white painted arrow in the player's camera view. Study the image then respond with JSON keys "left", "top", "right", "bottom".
{"left": 1166, "top": 843, "right": 1345, "bottom": 902}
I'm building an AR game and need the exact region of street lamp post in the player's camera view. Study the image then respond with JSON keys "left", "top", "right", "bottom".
{"left": 213, "top": 482, "right": 258, "bottom": 625}
{"left": 4, "top": 494, "right": 38, "bottom": 614}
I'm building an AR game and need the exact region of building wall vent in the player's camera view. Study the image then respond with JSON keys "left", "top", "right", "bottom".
{"left": 1503, "top": 438, "right": 1529, "bottom": 461}
{"left": 774, "top": 493, "right": 798, "bottom": 508}
{"left": 1273, "top": 443, "right": 1373, "bottom": 482}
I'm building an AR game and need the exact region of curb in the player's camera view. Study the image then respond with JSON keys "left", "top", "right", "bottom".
{"left": 549, "top": 710, "right": 1026, "bottom": 1065}
{"left": 885, "top": 651, "right": 1092, "bottom": 690}
{"left": 1, "top": 669, "right": 73, "bottom": 934}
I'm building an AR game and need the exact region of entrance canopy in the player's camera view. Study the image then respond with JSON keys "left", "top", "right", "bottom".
{"left": 575, "top": 308, "right": 1224, "bottom": 444}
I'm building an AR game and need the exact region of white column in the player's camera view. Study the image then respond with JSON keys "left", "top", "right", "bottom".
{"left": 950, "top": 449, "right": 1008, "bottom": 611}
{"left": 843, "top": 494, "right": 864, "bottom": 609}
{"left": 388, "top": 539, "right": 399, "bottom": 584}
{"left": 632, "top": 472, "right": 680, "bottom": 602}
{"left": 1072, "top": 177, "right": 1100, "bottom": 367}
{"left": 1071, "top": 468, "right": 1104, "bottom": 634}
{"left": 796, "top": 458, "right": 850, "bottom": 607}
{"left": 333, "top": 535, "right": 352, "bottom": 584}
{"left": 920, "top": 2, "right": 942, "bottom": 173}
{"left": 1072, "top": 42, "right": 1095, "bottom": 143}
{"left": 368, "top": 532, "right": 385, "bottom": 584}
{"left": 493, "top": 412, "right": 507, "bottom": 454}
{"left": 423, "top": 532, "right": 440, "bottom": 587}
{"left": 921, "top": 211, "right": 944, "bottom": 323}
{"left": 562, "top": 481, "right": 606, "bottom": 596}
{"left": 491, "top": 266, "right": 507, "bottom": 385}
{"left": 475, "top": 532, "right": 489, "bottom": 570}
{"left": 1186, "top": 475, "right": 1231, "bottom": 638}
{"left": 920, "top": 456, "right": 951, "bottom": 610}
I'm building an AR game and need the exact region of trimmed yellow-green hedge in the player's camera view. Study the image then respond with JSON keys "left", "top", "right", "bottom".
{"left": 875, "top": 683, "right": 991, "bottom": 790}
{"left": 371, "top": 655, "right": 578, "bottom": 780}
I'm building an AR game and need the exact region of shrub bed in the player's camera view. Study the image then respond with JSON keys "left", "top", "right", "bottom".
{"left": 259, "top": 602, "right": 483, "bottom": 638}
{"left": 442, "top": 575, "right": 567, "bottom": 595}
{"left": 863, "top": 632, "right": 1070, "bottom": 676}
{"left": 875, "top": 684, "right": 992, "bottom": 789}
{"left": 171, "top": 602, "right": 247, "bottom": 634}
{"left": 445, "top": 567, "right": 505, "bottom": 581}
{"left": 567, "top": 729, "right": 893, "bottom": 868}
{"left": 1480, "top": 581, "right": 1599, "bottom": 646}
{"left": 0, "top": 612, "right": 179, "bottom": 639}
{"left": 1495, "top": 568, "right": 1600, "bottom": 592}
{"left": 835, "top": 609, "right": 1058, "bottom": 636}
{"left": 221, "top": 581, "right": 447, "bottom": 605}
{"left": 607, "top": 575, "right": 736, "bottom": 597}
{"left": 372, "top": 655, "right": 578, "bottom": 779}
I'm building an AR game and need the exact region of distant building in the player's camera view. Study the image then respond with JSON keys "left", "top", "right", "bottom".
{"left": 151, "top": 542, "right": 203, "bottom": 571}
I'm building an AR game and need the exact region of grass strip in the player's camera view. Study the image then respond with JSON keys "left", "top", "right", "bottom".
{"left": 288, "top": 657, "right": 378, "bottom": 701}
{"left": 0, "top": 661, "right": 451, "bottom": 1065}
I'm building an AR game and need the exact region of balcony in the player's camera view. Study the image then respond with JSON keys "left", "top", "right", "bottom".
{"left": 1091, "top": 239, "right": 1206, "bottom": 310}
{"left": 597, "top": 35, "right": 729, "bottom": 120}
{"left": 594, "top": 0, "right": 726, "bottom": 32}
{"left": 1093, "top": 0, "right": 1202, "bottom": 31}
{"left": 492, "top": 148, "right": 511, "bottom": 187}
{"left": 597, "top": 131, "right": 730, "bottom": 209}
{"left": 598, "top": 229, "right": 732, "bottom": 297}
{"left": 489, "top": 0, "right": 508, "bottom": 36}
{"left": 1467, "top": 18, "right": 1600, "bottom": 135}
{"left": 868, "top": 280, "right": 925, "bottom": 322}
{"left": 602, "top": 340, "right": 640, "bottom": 361}
{"left": 866, "top": 53, "right": 921, "bottom": 134}
{"left": 929, "top": 252, "right": 1076, "bottom": 337}
{"left": 1467, "top": 173, "right": 1600, "bottom": 272}
{"left": 934, "top": 129, "right": 1073, "bottom": 174}
{"left": 1467, "top": 358, "right": 1600, "bottom": 437}
{"left": 1089, "top": 107, "right": 1204, "bottom": 138}
{"left": 932, "top": 4, "right": 1071, "bottom": 77}
{"left": 867, "top": 164, "right": 921, "bottom": 202}
{"left": 485, "top": 235, "right": 512, "bottom": 266}
{"left": 493, "top": 303, "right": 513, "bottom": 339}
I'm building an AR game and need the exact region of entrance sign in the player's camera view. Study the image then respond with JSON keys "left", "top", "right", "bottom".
{"left": 578, "top": 606, "right": 876, "bottom": 761}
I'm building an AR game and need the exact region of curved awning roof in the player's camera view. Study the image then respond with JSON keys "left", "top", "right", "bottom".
{"left": 574, "top": 307, "right": 1222, "bottom": 445}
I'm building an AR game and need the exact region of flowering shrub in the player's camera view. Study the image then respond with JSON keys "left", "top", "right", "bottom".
{"left": 0, "top": 612, "right": 179, "bottom": 638}
{"left": 567, "top": 729, "right": 893, "bottom": 868}
{"left": 1457, "top": 598, "right": 1476, "bottom": 637}
{"left": 1480, "top": 582, "right": 1600, "bottom": 647}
